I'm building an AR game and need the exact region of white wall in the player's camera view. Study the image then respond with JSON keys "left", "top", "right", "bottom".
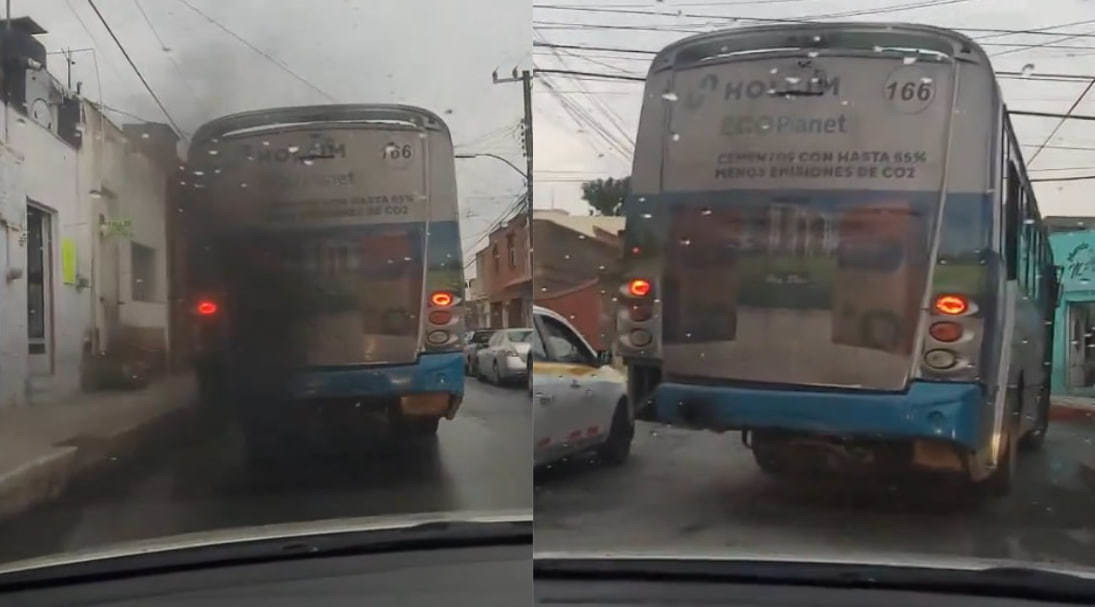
{"left": 2, "top": 108, "right": 87, "bottom": 400}
{"left": 0, "top": 140, "right": 29, "bottom": 408}
{"left": 0, "top": 98, "right": 171, "bottom": 407}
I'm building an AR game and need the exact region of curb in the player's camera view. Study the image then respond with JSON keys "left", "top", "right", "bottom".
{"left": 0, "top": 447, "right": 78, "bottom": 520}
{"left": 1050, "top": 403, "right": 1095, "bottom": 423}
{"left": 0, "top": 397, "right": 194, "bottom": 522}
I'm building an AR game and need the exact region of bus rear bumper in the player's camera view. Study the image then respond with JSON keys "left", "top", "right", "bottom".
{"left": 287, "top": 352, "right": 465, "bottom": 416}
{"left": 652, "top": 380, "right": 984, "bottom": 450}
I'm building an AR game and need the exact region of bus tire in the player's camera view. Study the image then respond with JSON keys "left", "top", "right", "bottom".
{"left": 982, "top": 413, "right": 1018, "bottom": 497}
{"left": 1019, "top": 386, "right": 1050, "bottom": 451}
{"left": 393, "top": 415, "right": 440, "bottom": 437}
{"left": 750, "top": 432, "right": 787, "bottom": 476}
{"left": 598, "top": 399, "right": 634, "bottom": 465}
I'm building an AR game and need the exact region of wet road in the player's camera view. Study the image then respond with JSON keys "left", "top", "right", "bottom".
{"left": 0, "top": 379, "right": 530, "bottom": 565}
{"left": 534, "top": 417, "right": 1095, "bottom": 568}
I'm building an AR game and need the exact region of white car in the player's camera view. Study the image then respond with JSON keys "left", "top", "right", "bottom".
{"left": 476, "top": 328, "right": 533, "bottom": 385}
{"left": 531, "top": 305, "right": 633, "bottom": 467}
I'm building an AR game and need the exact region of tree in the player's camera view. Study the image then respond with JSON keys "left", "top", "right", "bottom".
{"left": 581, "top": 176, "right": 630, "bottom": 217}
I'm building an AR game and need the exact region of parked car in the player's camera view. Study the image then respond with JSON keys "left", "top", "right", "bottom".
{"left": 464, "top": 330, "right": 496, "bottom": 376}
{"left": 531, "top": 305, "right": 633, "bottom": 467}
{"left": 476, "top": 328, "right": 533, "bottom": 385}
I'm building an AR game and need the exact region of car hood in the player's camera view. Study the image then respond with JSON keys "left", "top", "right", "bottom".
{"left": 0, "top": 509, "right": 530, "bottom": 577}
{"left": 533, "top": 547, "right": 1095, "bottom": 581}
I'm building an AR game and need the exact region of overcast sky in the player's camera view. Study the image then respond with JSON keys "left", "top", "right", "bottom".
{"left": 533, "top": 0, "right": 1095, "bottom": 217}
{"left": 12, "top": 0, "right": 530, "bottom": 274}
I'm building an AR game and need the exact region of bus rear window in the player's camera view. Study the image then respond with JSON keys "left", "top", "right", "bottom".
{"left": 938, "top": 195, "right": 991, "bottom": 259}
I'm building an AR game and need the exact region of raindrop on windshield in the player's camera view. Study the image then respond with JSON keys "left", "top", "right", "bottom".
{"left": 812, "top": 35, "right": 821, "bottom": 42}
{"left": 921, "top": 77, "right": 933, "bottom": 84}
{"left": 1024, "top": 218, "right": 1035, "bottom": 225}
{"left": 287, "top": 145, "right": 300, "bottom": 153}
{"left": 213, "top": 168, "right": 222, "bottom": 174}
{"left": 140, "top": 132, "right": 150, "bottom": 139}
{"left": 207, "top": 149, "right": 219, "bottom": 156}
{"left": 679, "top": 237, "right": 692, "bottom": 246}
{"left": 303, "top": 159, "right": 314, "bottom": 166}
{"left": 578, "top": 234, "right": 587, "bottom": 240}
{"left": 598, "top": 265, "right": 606, "bottom": 271}
{"left": 641, "top": 212, "right": 653, "bottom": 219}
{"left": 902, "top": 56, "right": 917, "bottom": 65}
{"left": 240, "top": 182, "right": 248, "bottom": 189}
{"left": 661, "top": 91, "right": 679, "bottom": 101}
{"left": 769, "top": 67, "right": 779, "bottom": 75}
{"left": 784, "top": 76, "right": 801, "bottom": 84}
{"left": 564, "top": 254, "right": 571, "bottom": 260}
{"left": 671, "top": 133, "right": 681, "bottom": 142}
{"left": 701, "top": 208, "right": 712, "bottom": 216}
{"left": 873, "top": 45, "right": 884, "bottom": 53}
{"left": 192, "top": 170, "right": 204, "bottom": 176}
{"left": 841, "top": 100, "right": 850, "bottom": 106}
{"left": 262, "top": 140, "right": 270, "bottom": 146}
{"left": 807, "top": 51, "right": 819, "bottom": 58}
{"left": 1021, "top": 63, "right": 1035, "bottom": 77}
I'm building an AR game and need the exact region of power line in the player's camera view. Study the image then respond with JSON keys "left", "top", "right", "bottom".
{"left": 132, "top": 0, "right": 208, "bottom": 115}
{"left": 1010, "top": 109, "right": 1095, "bottom": 122}
{"left": 86, "top": 0, "right": 186, "bottom": 139}
{"left": 1030, "top": 174, "right": 1095, "bottom": 182}
{"left": 133, "top": 0, "right": 170, "bottom": 50}
{"left": 534, "top": 42, "right": 656, "bottom": 55}
{"left": 536, "top": 68, "right": 645, "bottom": 81}
{"left": 1022, "top": 79, "right": 1095, "bottom": 167}
{"left": 173, "top": 0, "right": 337, "bottom": 102}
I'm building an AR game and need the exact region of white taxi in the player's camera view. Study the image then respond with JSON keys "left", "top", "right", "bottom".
{"left": 532, "top": 305, "right": 633, "bottom": 467}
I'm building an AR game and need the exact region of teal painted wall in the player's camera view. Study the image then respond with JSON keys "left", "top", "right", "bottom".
{"left": 1049, "top": 230, "right": 1095, "bottom": 396}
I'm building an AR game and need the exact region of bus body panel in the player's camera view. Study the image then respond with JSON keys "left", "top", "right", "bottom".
{"left": 654, "top": 380, "right": 983, "bottom": 450}
{"left": 184, "top": 105, "right": 466, "bottom": 410}
{"left": 619, "top": 25, "right": 1053, "bottom": 463}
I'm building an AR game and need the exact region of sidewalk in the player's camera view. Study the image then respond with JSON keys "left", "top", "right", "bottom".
{"left": 1050, "top": 395, "right": 1095, "bottom": 423}
{"left": 0, "top": 374, "right": 196, "bottom": 520}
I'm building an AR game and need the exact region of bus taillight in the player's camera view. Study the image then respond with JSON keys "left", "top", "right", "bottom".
{"left": 430, "top": 291, "right": 454, "bottom": 307}
{"left": 428, "top": 310, "right": 452, "bottom": 325}
{"left": 628, "top": 278, "right": 652, "bottom": 298}
{"left": 196, "top": 300, "right": 218, "bottom": 316}
{"left": 929, "top": 321, "right": 963, "bottom": 342}
{"left": 934, "top": 294, "right": 969, "bottom": 316}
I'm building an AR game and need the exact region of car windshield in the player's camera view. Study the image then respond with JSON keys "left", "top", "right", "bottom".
{"left": 0, "top": 0, "right": 530, "bottom": 576}
{"left": 531, "top": 0, "right": 1095, "bottom": 584}
{"left": 509, "top": 329, "right": 534, "bottom": 342}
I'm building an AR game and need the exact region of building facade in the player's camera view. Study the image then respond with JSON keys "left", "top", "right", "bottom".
{"left": 532, "top": 210, "right": 624, "bottom": 351}
{"left": 1, "top": 18, "right": 177, "bottom": 406}
{"left": 473, "top": 204, "right": 531, "bottom": 329}
{"left": 1047, "top": 216, "right": 1095, "bottom": 397}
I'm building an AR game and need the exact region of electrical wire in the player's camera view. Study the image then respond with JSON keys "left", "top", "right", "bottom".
{"left": 86, "top": 0, "right": 186, "bottom": 139}
{"left": 173, "top": 0, "right": 338, "bottom": 102}
{"left": 1023, "top": 80, "right": 1095, "bottom": 166}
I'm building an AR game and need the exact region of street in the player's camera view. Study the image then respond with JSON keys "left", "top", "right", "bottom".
{"left": 534, "top": 417, "right": 1095, "bottom": 568}
{"left": 0, "top": 380, "right": 529, "bottom": 565}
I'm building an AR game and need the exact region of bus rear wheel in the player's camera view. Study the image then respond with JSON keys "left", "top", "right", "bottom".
{"left": 1019, "top": 387, "right": 1050, "bottom": 451}
{"left": 392, "top": 414, "right": 440, "bottom": 437}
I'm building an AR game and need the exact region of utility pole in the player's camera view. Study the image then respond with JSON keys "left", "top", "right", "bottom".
{"left": 492, "top": 68, "right": 533, "bottom": 321}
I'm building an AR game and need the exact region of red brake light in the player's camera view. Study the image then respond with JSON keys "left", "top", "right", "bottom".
{"left": 929, "top": 321, "right": 963, "bottom": 342}
{"left": 196, "top": 300, "right": 217, "bottom": 316}
{"left": 430, "top": 291, "right": 454, "bottom": 307}
{"left": 428, "top": 310, "right": 452, "bottom": 325}
{"left": 628, "top": 279, "right": 652, "bottom": 298}
{"left": 934, "top": 294, "right": 969, "bottom": 316}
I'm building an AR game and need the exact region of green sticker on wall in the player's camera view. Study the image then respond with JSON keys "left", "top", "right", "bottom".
{"left": 61, "top": 238, "right": 77, "bottom": 285}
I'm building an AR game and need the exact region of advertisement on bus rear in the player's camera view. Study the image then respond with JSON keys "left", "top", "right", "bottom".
{"left": 663, "top": 55, "right": 954, "bottom": 193}
{"left": 192, "top": 126, "right": 429, "bottom": 230}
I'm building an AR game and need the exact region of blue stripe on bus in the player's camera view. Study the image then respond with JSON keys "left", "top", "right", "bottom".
{"left": 652, "top": 380, "right": 984, "bottom": 450}
{"left": 287, "top": 352, "right": 464, "bottom": 400}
